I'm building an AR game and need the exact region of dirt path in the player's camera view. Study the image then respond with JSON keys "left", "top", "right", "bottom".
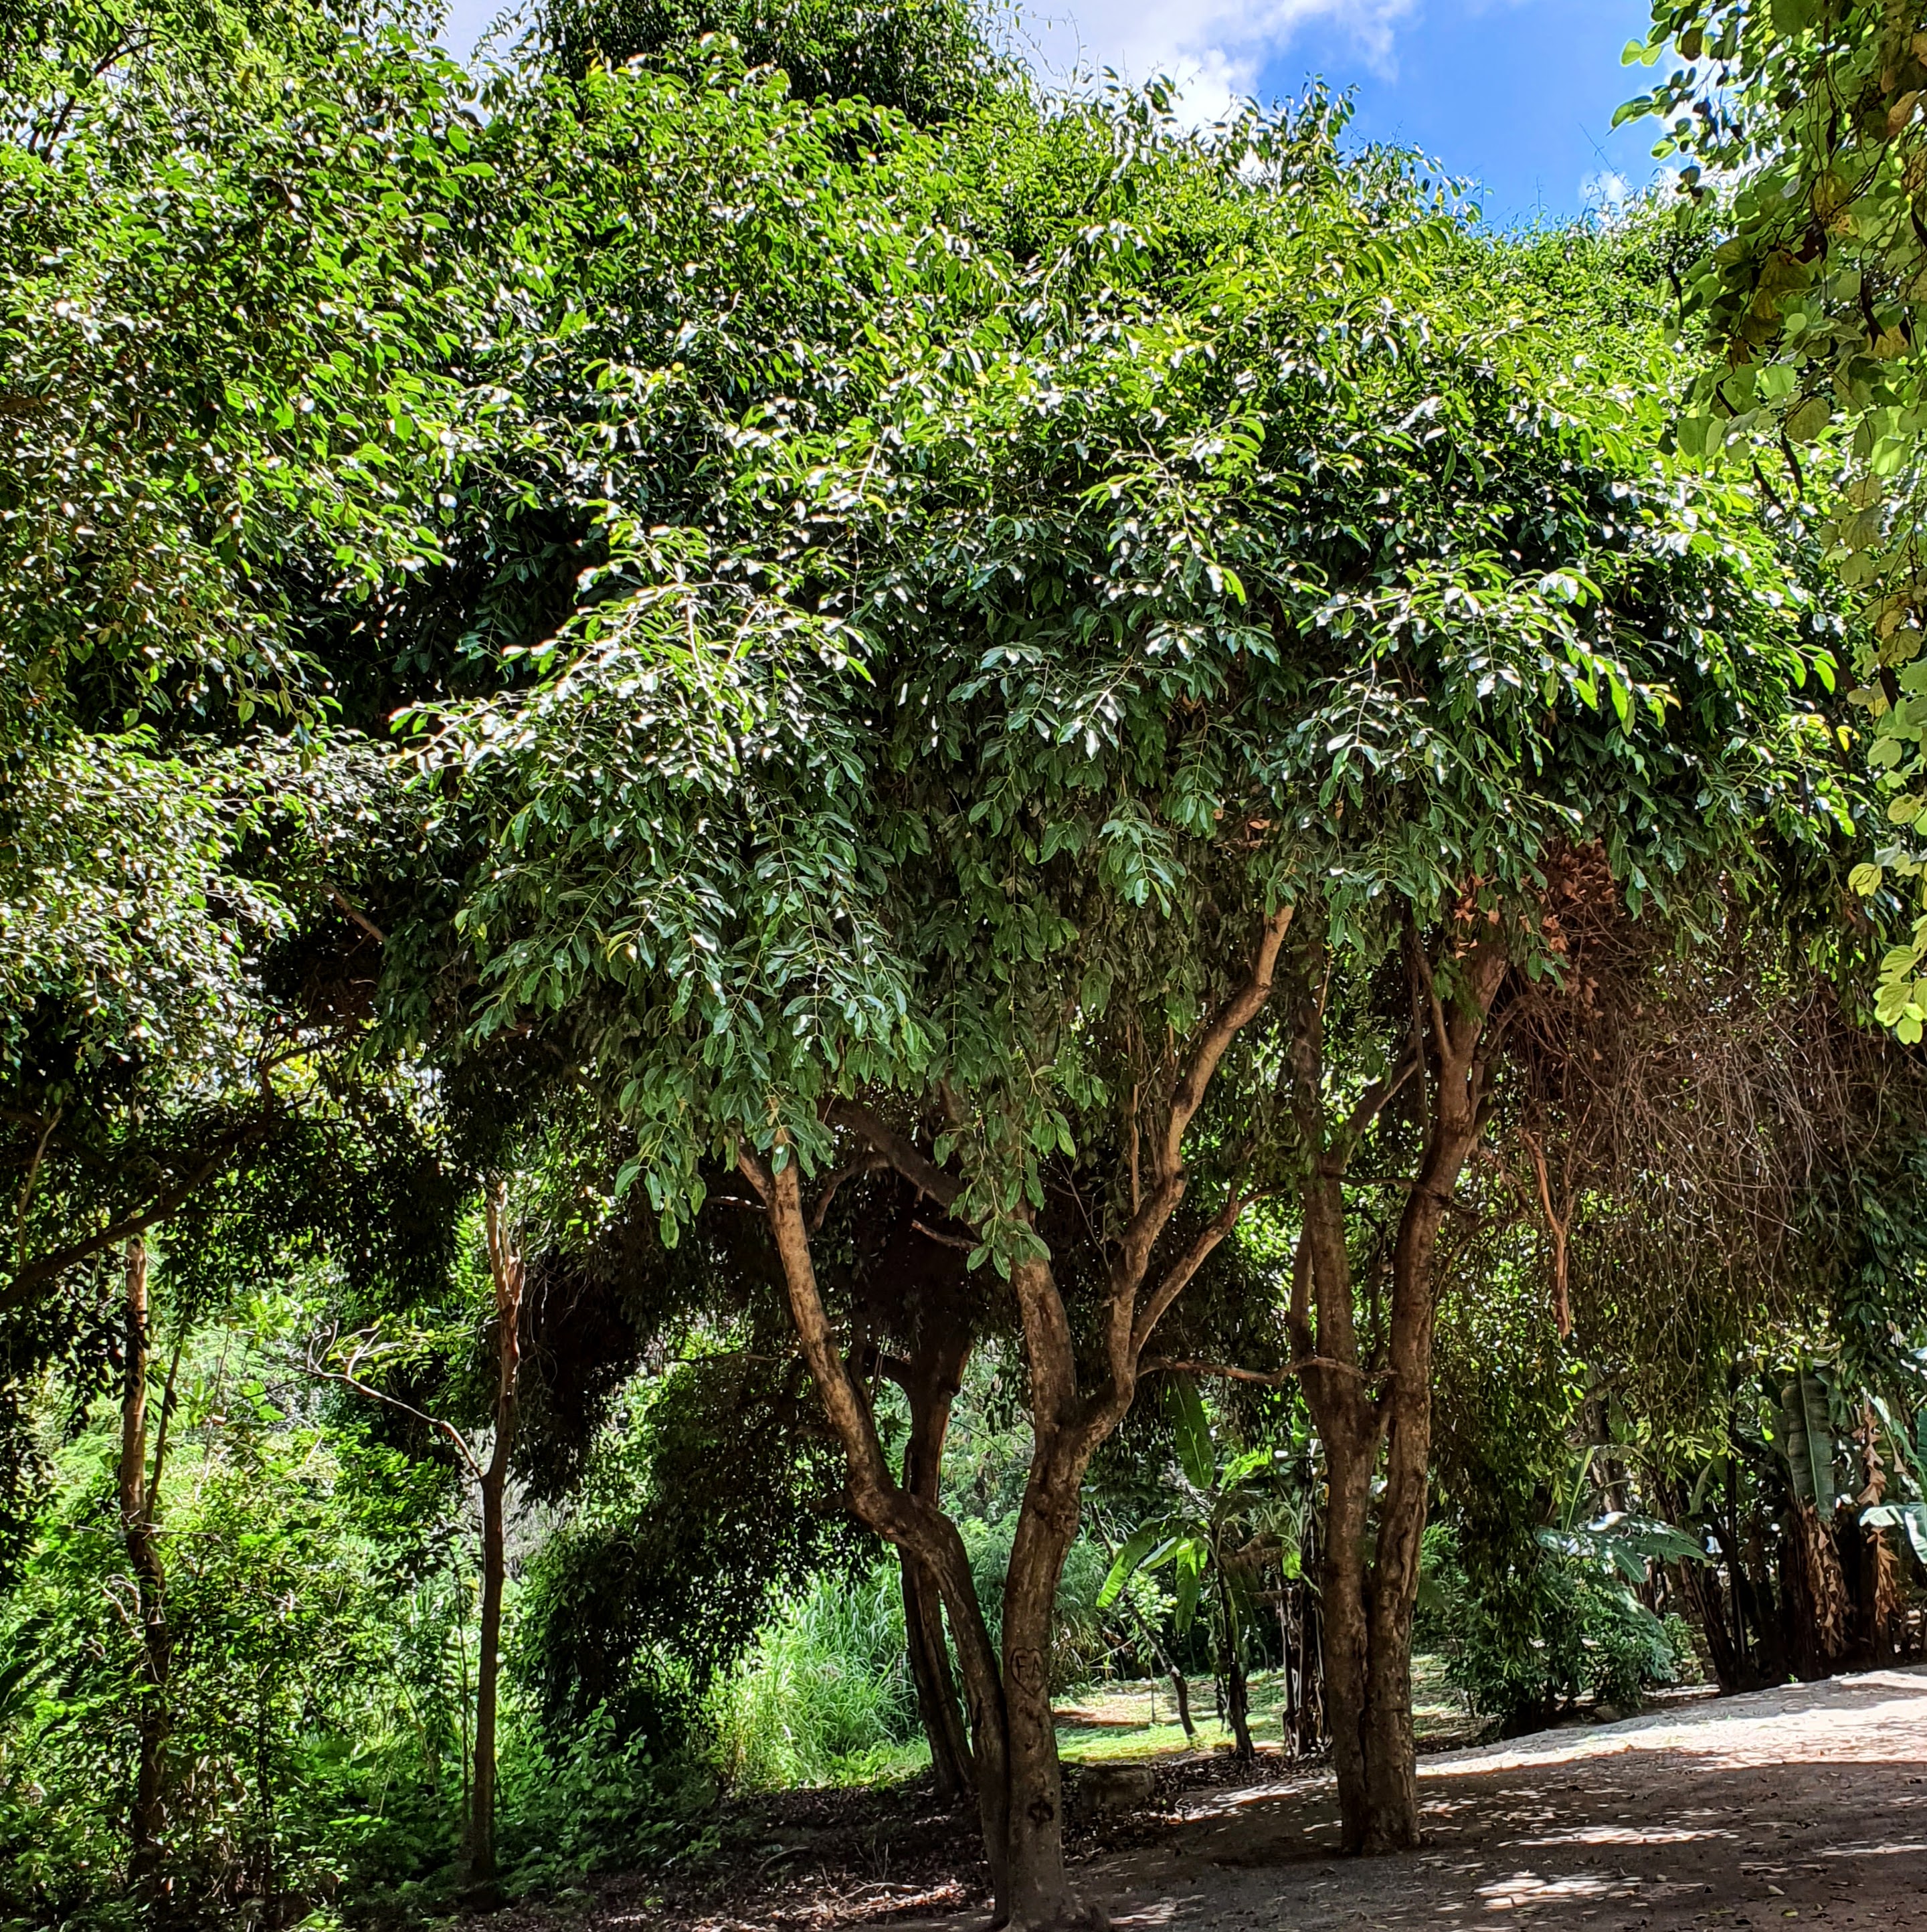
{"left": 1069, "top": 1667, "right": 1927, "bottom": 1932}
{"left": 509, "top": 1668, "right": 1927, "bottom": 1932}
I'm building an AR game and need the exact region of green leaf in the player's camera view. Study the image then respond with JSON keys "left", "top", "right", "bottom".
{"left": 1168, "top": 1375, "right": 1216, "bottom": 1492}
{"left": 1097, "top": 1526, "right": 1167, "bottom": 1609}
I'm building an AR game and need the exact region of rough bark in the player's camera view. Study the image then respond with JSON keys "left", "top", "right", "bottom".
{"left": 462, "top": 1181, "right": 525, "bottom": 1908}
{"left": 117, "top": 1235, "right": 170, "bottom": 1897}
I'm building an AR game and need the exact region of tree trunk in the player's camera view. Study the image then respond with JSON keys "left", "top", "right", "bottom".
{"left": 118, "top": 1235, "right": 171, "bottom": 1899}
{"left": 1000, "top": 1425, "right": 1099, "bottom": 1932}
{"left": 898, "top": 1323, "right": 975, "bottom": 1800}
{"left": 1318, "top": 1416, "right": 1376, "bottom": 1841}
{"left": 1289, "top": 929, "right": 1505, "bottom": 1857}
{"left": 756, "top": 907, "right": 1293, "bottom": 1929}
{"left": 1119, "top": 1589, "right": 1193, "bottom": 1740}
{"left": 462, "top": 1181, "right": 525, "bottom": 1909}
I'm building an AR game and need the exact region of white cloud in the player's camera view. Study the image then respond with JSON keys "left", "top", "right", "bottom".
{"left": 1579, "top": 167, "right": 1630, "bottom": 211}
{"left": 1015, "top": 0, "right": 1418, "bottom": 124}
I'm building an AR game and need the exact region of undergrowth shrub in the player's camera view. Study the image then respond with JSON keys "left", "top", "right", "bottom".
{"left": 707, "top": 1563, "right": 923, "bottom": 1788}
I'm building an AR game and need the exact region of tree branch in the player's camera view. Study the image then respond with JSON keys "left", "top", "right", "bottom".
{"left": 826, "top": 1101, "right": 962, "bottom": 1210}
{"left": 808, "top": 1151, "right": 889, "bottom": 1234}
{"left": 326, "top": 884, "right": 387, "bottom": 945}
{"left": 3, "top": 1121, "right": 269, "bottom": 1312}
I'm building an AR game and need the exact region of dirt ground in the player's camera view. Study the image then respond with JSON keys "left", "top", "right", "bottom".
{"left": 500, "top": 1666, "right": 1927, "bottom": 1932}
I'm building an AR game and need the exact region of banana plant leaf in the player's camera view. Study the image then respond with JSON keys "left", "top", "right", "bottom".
{"left": 1096, "top": 1524, "right": 1175, "bottom": 1610}
{"left": 1777, "top": 1370, "right": 1845, "bottom": 1511}
{"left": 1168, "top": 1375, "right": 1215, "bottom": 1494}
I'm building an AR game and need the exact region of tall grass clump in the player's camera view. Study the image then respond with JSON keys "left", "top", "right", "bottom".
{"left": 709, "top": 1563, "right": 925, "bottom": 1788}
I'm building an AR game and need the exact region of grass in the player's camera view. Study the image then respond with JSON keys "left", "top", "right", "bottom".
{"left": 1054, "top": 1655, "right": 1477, "bottom": 1764}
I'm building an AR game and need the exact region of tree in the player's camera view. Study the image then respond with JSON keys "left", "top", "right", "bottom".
{"left": 426, "top": 81, "right": 1853, "bottom": 1901}
{"left": 0, "top": 0, "right": 522, "bottom": 1337}
{"left": 1619, "top": 0, "right": 1927, "bottom": 1036}
{"left": 544, "top": 0, "right": 1002, "bottom": 123}
{"left": 309, "top": 1176, "right": 527, "bottom": 1905}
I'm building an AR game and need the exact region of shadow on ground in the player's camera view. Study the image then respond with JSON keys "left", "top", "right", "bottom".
{"left": 481, "top": 1666, "right": 1927, "bottom": 1932}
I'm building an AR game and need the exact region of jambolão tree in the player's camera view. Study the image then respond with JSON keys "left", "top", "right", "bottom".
{"left": 422, "top": 75, "right": 1859, "bottom": 1928}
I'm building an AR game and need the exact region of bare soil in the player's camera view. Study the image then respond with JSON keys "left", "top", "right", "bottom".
{"left": 488, "top": 1666, "right": 1927, "bottom": 1932}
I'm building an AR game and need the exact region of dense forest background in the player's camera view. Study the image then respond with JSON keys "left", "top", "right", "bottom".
{"left": 3, "top": 0, "right": 1927, "bottom": 1925}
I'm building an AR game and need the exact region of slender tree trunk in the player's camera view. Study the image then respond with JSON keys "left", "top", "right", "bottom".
{"left": 1119, "top": 1589, "right": 1193, "bottom": 1739}
{"left": 1214, "top": 1566, "right": 1254, "bottom": 1762}
{"left": 899, "top": 1326, "right": 975, "bottom": 1800}
{"left": 117, "top": 1235, "right": 171, "bottom": 1897}
{"left": 462, "top": 1182, "right": 525, "bottom": 1909}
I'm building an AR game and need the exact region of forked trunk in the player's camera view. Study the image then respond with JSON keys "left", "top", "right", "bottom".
{"left": 1290, "top": 927, "right": 1505, "bottom": 1857}
{"left": 117, "top": 1236, "right": 170, "bottom": 1895}
{"left": 756, "top": 906, "right": 1294, "bottom": 1929}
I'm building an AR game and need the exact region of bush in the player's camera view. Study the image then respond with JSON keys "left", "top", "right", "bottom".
{"left": 1428, "top": 1525, "right": 1687, "bottom": 1735}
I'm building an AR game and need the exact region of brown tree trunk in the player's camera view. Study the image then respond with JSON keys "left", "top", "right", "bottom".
{"left": 118, "top": 1235, "right": 171, "bottom": 1898}
{"left": 999, "top": 1420, "right": 1097, "bottom": 1932}
{"left": 462, "top": 1181, "right": 525, "bottom": 1909}
{"left": 898, "top": 1323, "right": 975, "bottom": 1800}
{"left": 1318, "top": 1414, "right": 1376, "bottom": 1840}
{"left": 1115, "top": 1586, "right": 1194, "bottom": 1739}
{"left": 1289, "top": 928, "right": 1505, "bottom": 1856}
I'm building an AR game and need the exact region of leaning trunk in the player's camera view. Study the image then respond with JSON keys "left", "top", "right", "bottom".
{"left": 1214, "top": 1568, "right": 1254, "bottom": 1762}
{"left": 903, "top": 1559, "right": 974, "bottom": 1797}
{"left": 117, "top": 1236, "right": 170, "bottom": 1895}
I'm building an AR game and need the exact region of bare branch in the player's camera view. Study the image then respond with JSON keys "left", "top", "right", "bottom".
{"left": 1142, "top": 1354, "right": 1386, "bottom": 1386}
{"left": 304, "top": 1327, "right": 481, "bottom": 1480}
{"left": 808, "top": 1151, "right": 889, "bottom": 1234}
{"left": 826, "top": 1102, "right": 962, "bottom": 1210}
{"left": 911, "top": 1218, "right": 976, "bottom": 1252}
{"left": 326, "top": 884, "right": 387, "bottom": 945}
{"left": 1129, "top": 1174, "right": 1262, "bottom": 1359}
{"left": 4, "top": 1121, "right": 270, "bottom": 1311}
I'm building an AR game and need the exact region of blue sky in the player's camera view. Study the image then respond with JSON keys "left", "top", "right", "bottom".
{"left": 438, "top": 0, "right": 1667, "bottom": 225}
